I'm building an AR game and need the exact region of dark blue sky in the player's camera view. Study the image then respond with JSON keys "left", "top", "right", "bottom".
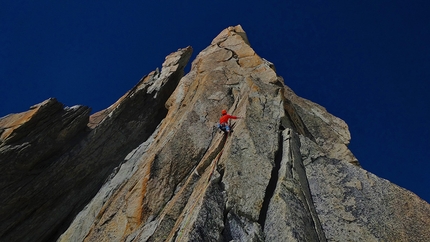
{"left": 1, "top": 1, "right": 429, "bottom": 202}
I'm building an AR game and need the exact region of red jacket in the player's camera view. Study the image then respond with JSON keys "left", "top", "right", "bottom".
{"left": 219, "top": 114, "right": 237, "bottom": 124}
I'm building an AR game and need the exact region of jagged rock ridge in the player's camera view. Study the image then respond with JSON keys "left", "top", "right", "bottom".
{"left": 1, "top": 26, "right": 429, "bottom": 242}
{"left": 0, "top": 47, "right": 192, "bottom": 241}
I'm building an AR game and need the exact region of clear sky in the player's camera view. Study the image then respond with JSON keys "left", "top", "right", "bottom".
{"left": 1, "top": 1, "right": 429, "bottom": 202}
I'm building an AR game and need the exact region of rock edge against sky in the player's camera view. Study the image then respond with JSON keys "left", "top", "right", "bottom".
{"left": 1, "top": 25, "right": 429, "bottom": 242}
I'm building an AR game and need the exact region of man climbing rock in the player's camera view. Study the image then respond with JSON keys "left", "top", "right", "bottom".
{"left": 217, "top": 109, "right": 241, "bottom": 133}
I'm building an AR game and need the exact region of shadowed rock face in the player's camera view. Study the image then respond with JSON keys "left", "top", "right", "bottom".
{"left": 1, "top": 26, "right": 429, "bottom": 242}
{"left": 0, "top": 47, "right": 192, "bottom": 242}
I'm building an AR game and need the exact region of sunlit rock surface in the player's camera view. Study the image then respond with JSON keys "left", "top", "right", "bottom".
{"left": 1, "top": 26, "right": 429, "bottom": 242}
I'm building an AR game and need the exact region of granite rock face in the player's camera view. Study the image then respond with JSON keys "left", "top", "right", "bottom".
{"left": 0, "top": 47, "right": 192, "bottom": 242}
{"left": 1, "top": 26, "right": 429, "bottom": 242}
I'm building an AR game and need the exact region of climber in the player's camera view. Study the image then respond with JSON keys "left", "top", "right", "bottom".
{"left": 217, "top": 109, "right": 241, "bottom": 133}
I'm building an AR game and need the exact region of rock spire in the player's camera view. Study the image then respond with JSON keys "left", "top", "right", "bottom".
{"left": 1, "top": 25, "right": 429, "bottom": 242}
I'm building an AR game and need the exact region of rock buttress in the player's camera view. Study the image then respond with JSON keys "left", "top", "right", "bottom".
{"left": 303, "top": 140, "right": 430, "bottom": 241}
{"left": 55, "top": 26, "right": 430, "bottom": 241}
{"left": 0, "top": 47, "right": 192, "bottom": 242}
{"left": 0, "top": 98, "right": 91, "bottom": 241}
{"left": 59, "top": 25, "right": 286, "bottom": 241}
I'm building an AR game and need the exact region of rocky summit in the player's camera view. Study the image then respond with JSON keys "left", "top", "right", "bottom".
{"left": 1, "top": 26, "right": 429, "bottom": 242}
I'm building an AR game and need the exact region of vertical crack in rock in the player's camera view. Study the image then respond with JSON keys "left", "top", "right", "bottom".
{"left": 263, "top": 127, "right": 327, "bottom": 242}
{"left": 282, "top": 94, "right": 315, "bottom": 142}
{"left": 163, "top": 139, "right": 227, "bottom": 242}
{"left": 221, "top": 205, "right": 231, "bottom": 241}
{"left": 257, "top": 124, "right": 285, "bottom": 228}
{"left": 130, "top": 130, "right": 228, "bottom": 241}
{"left": 288, "top": 131, "right": 327, "bottom": 242}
